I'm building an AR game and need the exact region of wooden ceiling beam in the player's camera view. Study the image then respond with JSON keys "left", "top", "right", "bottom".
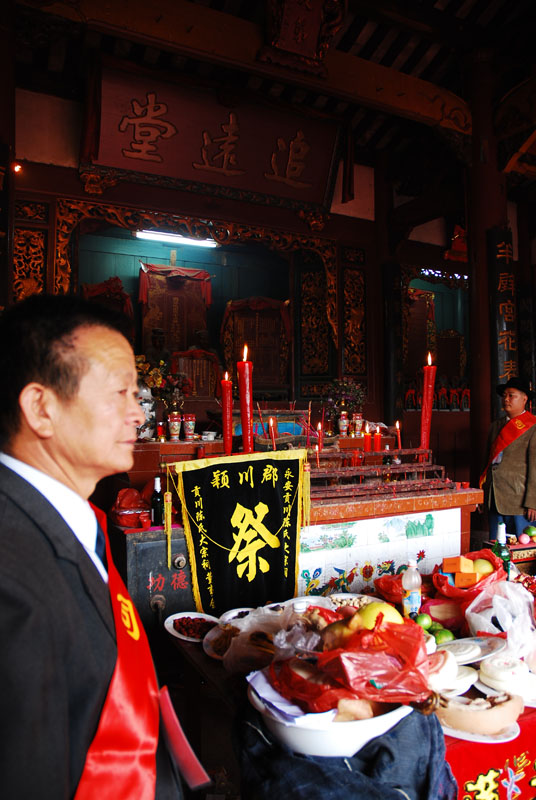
{"left": 17, "top": 0, "right": 471, "bottom": 136}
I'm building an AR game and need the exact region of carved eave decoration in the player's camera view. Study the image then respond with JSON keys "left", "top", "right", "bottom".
{"left": 52, "top": 198, "right": 339, "bottom": 347}
{"left": 257, "top": 0, "right": 347, "bottom": 76}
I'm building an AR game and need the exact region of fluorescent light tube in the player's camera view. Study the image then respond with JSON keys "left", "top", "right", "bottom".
{"left": 136, "top": 230, "right": 218, "bottom": 248}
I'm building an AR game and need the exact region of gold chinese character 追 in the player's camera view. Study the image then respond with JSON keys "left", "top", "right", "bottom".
{"left": 264, "top": 130, "right": 312, "bottom": 188}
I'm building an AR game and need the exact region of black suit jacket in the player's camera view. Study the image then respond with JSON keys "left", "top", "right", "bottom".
{"left": 0, "top": 463, "right": 182, "bottom": 799}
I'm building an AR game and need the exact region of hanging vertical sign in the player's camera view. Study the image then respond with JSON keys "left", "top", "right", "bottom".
{"left": 489, "top": 227, "right": 517, "bottom": 397}
{"left": 170, "top": 450, "right": 306, "bottom": 615}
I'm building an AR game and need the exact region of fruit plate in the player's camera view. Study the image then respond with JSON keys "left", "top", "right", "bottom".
{"left": 164, "top": 612, "right": 220, "bottom": 643}
{"left": 440, "top": 721, "right": 520, "bottom": 744}
{"left": 327, "top": 593, "right": 374, "bottom": 610}
{"left": 436, "top": 636, "right": 506, "bottom": 665}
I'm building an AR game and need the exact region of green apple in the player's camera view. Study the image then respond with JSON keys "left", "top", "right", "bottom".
{"left": 415, "top": 613, "right": 433, "bottom": 630}
{"left": 524, "top": 526, "right": 536, "bottom": 537}
{"left": 434, "top": 628, "right": 455, "bottom": 644}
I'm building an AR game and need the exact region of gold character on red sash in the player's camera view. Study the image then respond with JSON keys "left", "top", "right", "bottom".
{"left": 116, "top": 594, "right": 140, "bottom": 641}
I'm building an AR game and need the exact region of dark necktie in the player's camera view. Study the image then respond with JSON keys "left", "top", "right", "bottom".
{"left": 95, "top": 523, "right": 107, "bottom": 570}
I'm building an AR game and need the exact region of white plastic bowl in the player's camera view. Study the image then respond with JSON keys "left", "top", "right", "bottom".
{"left": 248, "top": 686, "right": 412, "bottom": 757}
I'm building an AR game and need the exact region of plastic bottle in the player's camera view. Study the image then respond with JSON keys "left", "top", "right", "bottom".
{"left": 402, "top": 559, "right": 422, "bottom": 618}
{"left": 492, "top": 522, "right": 511, "bottom": 579}
{"left": 151, "top": 476, "right": 164, "bottom": 526}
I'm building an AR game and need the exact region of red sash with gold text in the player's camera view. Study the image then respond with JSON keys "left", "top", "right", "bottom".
{"left": 74, "top": 507, "right": 159, "bottom": 800}
{"left": 479, "top": 410, "right": 536, "bottom": 488}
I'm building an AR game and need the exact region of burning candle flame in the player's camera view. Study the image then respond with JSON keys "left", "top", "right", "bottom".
{"left": 376, "top": 425, "right": 380, "bottom": 433}
{"left": 224, "top": 371, "right": 229, "bottom": 381}
{"left": 395, "top": 420, "right": 400, "bottom": 430}
{"left": 427, "top": 352, "right": 432, "bottom": 366}
{"left": 365, "top": 423, "right": 369, "bottom": 433}
{"left": 269, "top": 417, "right": 273, "bottom": 426}
{"left": 243, "top": 345, "right": 248, "bottom": 361}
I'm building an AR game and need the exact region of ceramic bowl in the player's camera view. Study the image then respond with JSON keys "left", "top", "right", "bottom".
{"left": 248, "top": 687, "right": 412, "bottom": 757}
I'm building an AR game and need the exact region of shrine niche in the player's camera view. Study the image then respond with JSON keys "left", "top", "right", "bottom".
{"left": 138, "top": 263, "right": 212, "bottom": 354}
{"left": 402, "top": 267, "right": 469, "bottom": 412}
{"left": 221, "top": 297, "right": 291, "bottom": 399}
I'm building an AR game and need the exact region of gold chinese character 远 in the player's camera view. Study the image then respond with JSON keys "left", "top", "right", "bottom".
{"left": 119, "top": 92, "right": 177, "bottom": 162}
{"left": 192, "top": 112, "right": 245, "bottom": 176}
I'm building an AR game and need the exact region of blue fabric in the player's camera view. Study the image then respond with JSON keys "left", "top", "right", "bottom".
{"left": 234, "top": 702, "right": 458, "bottom": 800}
{"left": 488, "top": 494, "right": 529, "bottom": 540}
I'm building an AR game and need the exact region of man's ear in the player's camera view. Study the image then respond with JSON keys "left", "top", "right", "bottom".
{"left": 18, "top": 383, "right": 57, "bottom": 439}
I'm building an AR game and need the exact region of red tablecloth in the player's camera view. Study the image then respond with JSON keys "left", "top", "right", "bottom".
{"left": 446, "top": 707, "right": 536, "bottom": 798}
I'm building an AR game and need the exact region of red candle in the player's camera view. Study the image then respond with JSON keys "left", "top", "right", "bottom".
{"left": 420, "top": 352, "right": 437, "bottom": 450}
{"left": 315, "top": 444, "right": 320, "bottom": 469}
{"left": 237, "top": 344, "right": 254, "bottom": 454}
{"left": 269, "top": 417, "right": 277, "bottom": 451}
{"left": 395, "top": 420, "right": 402, "bottom": 450}
{"left": 221, "top": 371, "right": 233, "bottom": 456}
{"left": 317, "top": 422, "right": 323, "bottom": 452}
{"left": 373, "top": 425, "right": 382, "bottom": 451}
{"left": 363, "top": 423, "right": 371, "bottom": 452}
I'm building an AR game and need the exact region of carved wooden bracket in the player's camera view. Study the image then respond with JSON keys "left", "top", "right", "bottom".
{"left": 258, "top": 0, "right": 347, "bottom": 76}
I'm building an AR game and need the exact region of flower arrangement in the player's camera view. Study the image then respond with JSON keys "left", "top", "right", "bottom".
{"left": 136, "top": 356, "right": 193, "bottom": 406}
{"left": 322, "top": 378, "right": 366, "bottom": 416}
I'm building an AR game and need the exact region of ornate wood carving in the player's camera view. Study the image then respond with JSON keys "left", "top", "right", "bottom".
{"left": 258, "top": 0, "right": 347, "bottom": 76}
{"left": 343, "top": 268, "right": 366, "bottom": 375}
{"left": 300, "top": 268, "right": 330, "bottom": 375}
{"left": 12, "top": 228, "right": 47, "bottom": 300}
{"left": 15, "top": 200, "right": 49, "bottom": 223}
{"left": 53, "top": 198, "right": 339, "bottom": 346}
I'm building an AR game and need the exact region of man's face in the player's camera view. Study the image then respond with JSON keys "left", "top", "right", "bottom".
{"left": 50, "top": 325, "right": 144, "bottom": 496}
{"left": 502, "top": 388, "right": 528, "bottom": 418}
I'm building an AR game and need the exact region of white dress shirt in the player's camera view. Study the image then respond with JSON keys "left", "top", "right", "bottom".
{"left": 0, "top": 452, "right": 108, "bottom": 582}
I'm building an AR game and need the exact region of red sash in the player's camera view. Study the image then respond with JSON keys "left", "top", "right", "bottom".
{"left": 479, "top": 410, "right": 536, "bottom": 488}
{"left": 75, "top": 507, "right": 159, "bottom": 800}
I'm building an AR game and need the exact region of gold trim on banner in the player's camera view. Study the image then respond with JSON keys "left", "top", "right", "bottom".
{"left": 166, "top": 450, "right": 307, "bottom": 610}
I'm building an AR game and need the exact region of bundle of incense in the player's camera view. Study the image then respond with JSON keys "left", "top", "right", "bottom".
{"left": 256, "top": 402, "right": 268, "bottom": 438}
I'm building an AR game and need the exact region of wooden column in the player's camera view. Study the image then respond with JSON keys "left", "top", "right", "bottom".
{"left": 0, "top": 1, "right": 15, "bottom": 307}
{"left": 467, "top": 48, "right": 508, "bottom": 485}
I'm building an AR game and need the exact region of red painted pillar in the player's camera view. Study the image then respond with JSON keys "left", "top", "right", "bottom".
{"left": 467, "top": 48, "right": 508, "bottom": 486}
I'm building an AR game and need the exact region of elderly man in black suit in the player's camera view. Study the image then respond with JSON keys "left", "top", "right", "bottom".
{"left": 0, "top": 294, "right": 184, "bottom": 799}
{"left": 480, "top": 376, "right": 536, "bottom": 540}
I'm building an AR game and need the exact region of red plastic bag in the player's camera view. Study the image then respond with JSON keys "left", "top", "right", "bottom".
{"left": 268, "top": 659, "right": 362, "bottom": 713}
{"left": 315, "top": 619, "right": 431, "bottom": 705}
{"left": 110, "top": 487, "right": 150, "bottom": 528}
{"left": 432, "top": 549, "right": 506, "bottom": 603}
{"left": 374, "top": 572, "right": 434, "bottom": 605}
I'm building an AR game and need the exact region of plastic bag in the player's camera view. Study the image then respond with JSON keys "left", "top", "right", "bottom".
{"left": 465, "top": 580, "right": 536, "bottom": 659}
{"left": 374, "top": 572, "right": 434, "bottom": 605}
{"left": 432, "top": 548, "right": 506, "bottom": 603}
{"left": 109, "top": 488, "right": 150, "bottom": 528}
{"left": 314, "top": 619, "right": 431, "bottom": 705}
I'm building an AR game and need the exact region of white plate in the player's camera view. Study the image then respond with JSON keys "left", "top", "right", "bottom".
{"left": 219, "top": 607, "right": 255, "bottom": 623}
{"left": 164, "top": 611, "right": 220, "bottom": 642}
{"left": 327, "top": 593, "right": 374, "bottom": 609}
{"left": 440, "top": 720, "right": 520, "bottom": 744}
{"left": 475, "top": 675, "right": 536, "bottom": 708}
{"left": 437, "top": 637, "right": 506, "bottom": 665}
{"left": 442, "top": 666, "right": 479, "bottom": 698}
